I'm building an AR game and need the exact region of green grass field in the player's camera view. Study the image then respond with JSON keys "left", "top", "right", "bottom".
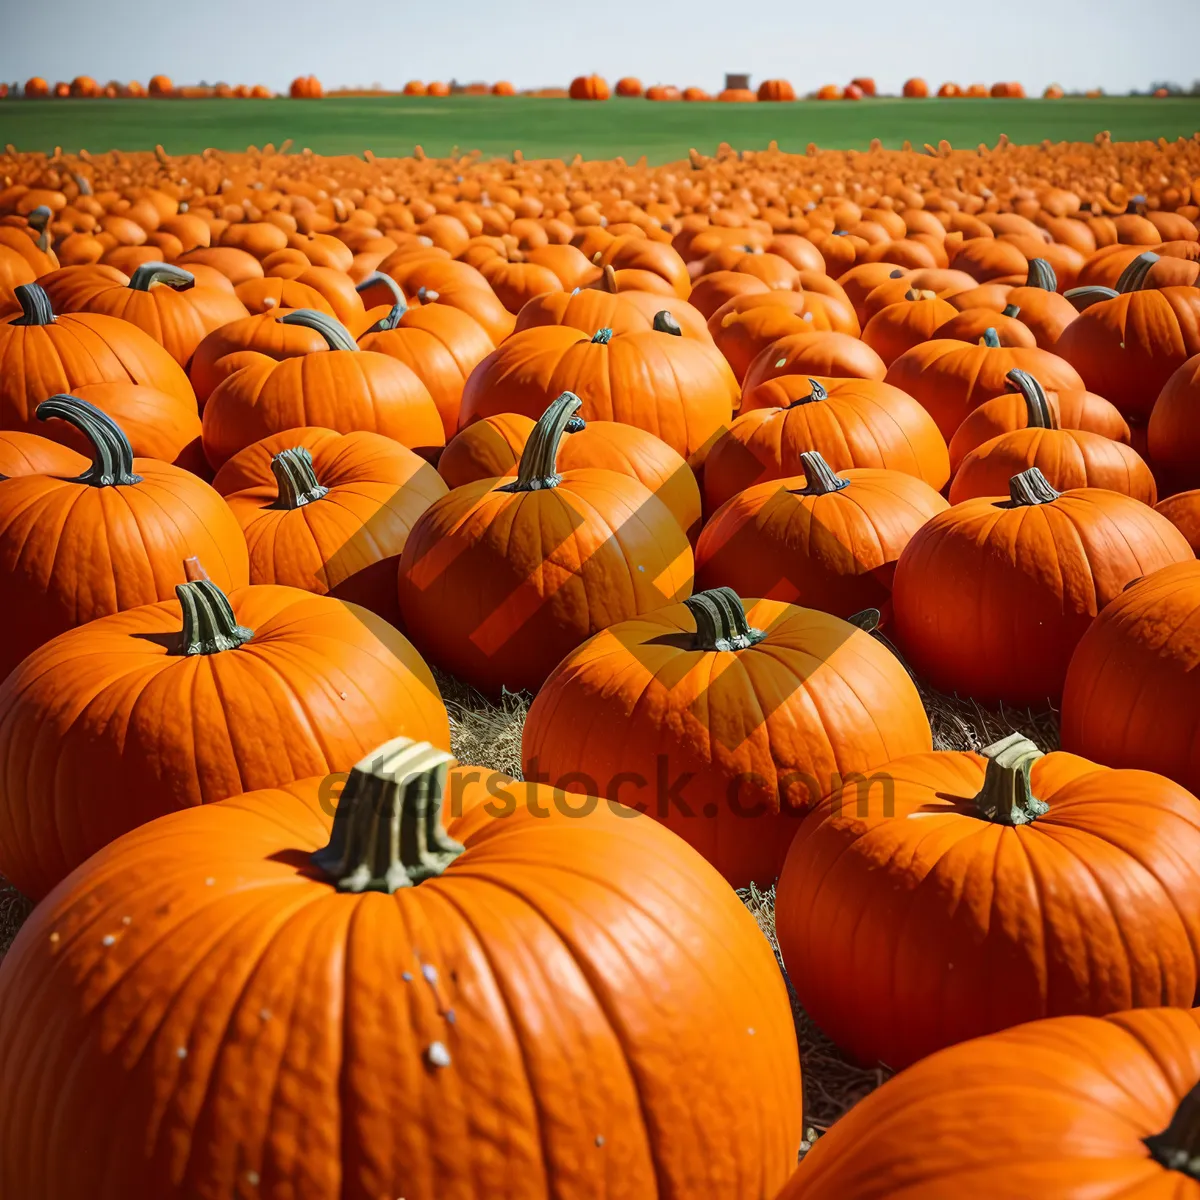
{"left": 2, "top": 95, "right": 1199, "bottom": 162}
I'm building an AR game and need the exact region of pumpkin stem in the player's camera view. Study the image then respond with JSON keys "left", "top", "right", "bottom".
{"left": 311, "top": 736, "right": 464, "bottom": 893}
{"left": 685, "top": 587, "right": 766, "bottom": 652}
{"left": 36, "top": 394, "right": 142, "bottom": 486}
{"left": 979, "top": 327, "right": 1001, "bottom": 348}
{"left": 416, "top": 286, "right": 440, "bottom": 304}
{"left": 888, "top": 269, "right": 906, "bottom": 279}
{"left": 972, "top": 733, "right": 1049, "bottom": 825}
{"left": 653, "top": 310, "right": 682, "bottom": 335}
{"left": 1007, "top": 466, "right": 1061, "bottom": 507}
{"left": 904, "top": 286, "right": 921, "bottom": 301}
{"left": 26, "top": 205, "right": 52, "bottom": 252}
{"left": 128, "top": 262, "right": 195, "bottom": 292}
{"left": 12, "top": 283, "right": 56, "bottom": 326}
{"left": 1025, "top": 258, "right": 1058, "bottom": 291}
{"left": 271, "top": 446, "right": 329, "bottom": 508}
{"left": 798, "top": 450, "right": 851, "bottom": 495}
{"left": 1002, "top": 303, "right": 1021, "bottom": 318}
{"left": 591, "top": 327, "right": 613, "bottom": 344}
{"left": 174, "top": 579, "right": 254, "bottom": 656}
{"left": 1064, "top": 285, "right": 1119, "bottom": 312}
{"left": 498, "top": 391, "right": 585, "bottom": 492}
{"left": 598, "top": 263, "right": 618, "bottom": 293}
{"left": 1146, "top": 1082, "right": 1200, "bottom": 1178}
{"left": 785, "top": 378, "right": 829, "bottom": 409}
{"left": 1116, "top": 252, "right": 1159, "bottom": 293}
{"left": 1005, "top": 369, "right": 1059, "bottom": 430}
{"left": 72, "top": 172, "right": 93, "bottom": 196}
{"left": 363, "top": 302, "right": 407, "bottom": 334}
{"left": 356, "top": 271, "right": 406, "bottom": 308}
{"left": 278, "top": 309, "right": 358, "bottom": 351}
{"left": 847, "top": 609, "right": 881, "bottom": 633}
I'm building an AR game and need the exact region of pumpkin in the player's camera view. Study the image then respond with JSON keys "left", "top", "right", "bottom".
{"left": 1062, "top": 560, "right": 1200, "bottom": 797}
{"left": 892, "top": 467, "right": 1193, "bottom": 705}
{"left": 950, "top": 370, "right": 1157, "bottom": 503}
{"left": 438, "top": 414, "right": 702, "bottom": 540}
{"left": 0, "top": 394, "right": 248, "bottom": 680}
{"left": 0, "top": 579, "right": 449, "bottom": 899}
{"left": 213, "top": 427, "right": 447, "bottom": 623}
{"left": 569, "top": 73, "right": 610, "bottom": 100}
{"left": 0, "top": 245, "right": 36, "bottom": 313}
{"left": 398, "top": 392, "right": 693, "bottom": 694}
{"left": 0, "top": 734, "right": 801, "bottom": 1199}
{"left": 0, "top": 431, "right": 87, "bottom": 478}
{"left": 201, "top": 310, "right": 444, "bottom": 468}
{"left": 951, "top": 236, "right": 1029, "bottom": 283}
{"left": 514, "top": 279, "right": 712, "bottom": 341}
{"left": 742, "top": 331, "right": 887, "bottom": 391}
{"left": 777, "top": 732, "right": 1200, "bottom": 1070}
{"left": 935, "top": 302, "right": 1038, "bottom": 347}
{"left": 1155, "top": 490, "right": 1200, "bottom": 554}
{"left": 948, "top": 257, "right": 1081, "bottom": 347}
{"left": 884, "top": 328, "right": 1086, "bottom": 439}
{"left": 862, "top": 288, "right": 960, "bottom": 365}
{"left": 778, "top": 1006, "right": 1200, "bottom": 1199}
{"left": 1147, "top": 352, "right": 1200, "bottom": 495}
{"left": 595, "top": 235, "right": 692, "bottom": 298}
{"left": 176, "top": 246, "right": 265, "bottom": 286}
{"left": 1057, "top": 253, "right": 1200, "bottom": 422}
{"left": 408, "top": 279, "right": 515, "bottom": 345}
{"left": 696, "top": 451, "right": 948, "bottom": 617}
{"left": 522, "top": 586, "right": 932, "bottom": 888}
{"left": 356, "top": 293, "right": 496, "bottom": 439}
{"left": 37, "top": 260, "right": 249, "bottom": 366}
{"left": 233, "top": 274, "right": 338, "bottom": 318}
{"left": 703, "top": 375, "right": 950, "bottom": 511}
{"left": 0, "top": 283, "right": 195, "bottom": 432}
{"left": 949, "top": 379, "right": 1130, "bottom": 473}
{"left": 457, "top": 321, "right": 738, "bottom": 463}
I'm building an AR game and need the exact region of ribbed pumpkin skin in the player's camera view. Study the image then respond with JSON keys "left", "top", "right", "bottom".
{"left": 0, "top": 774, "right": 802, "bottom": 1200}
{"left": 65, "top": 380, "right": 206, "bottom": 472}
{"left": 438, "top": 413, "right": 535, "bottom": 488}
{"left": 884, "top": 339, "right": 1085, "bottom": 440}
{"left": 1155, "top": 491, "right": 1200, "bottom": 554}
{"left": 513, "top": 288, "right": 712, "bottom": 341}
{"left": 522, "top": 597, "right": 932, "bottom": 888}
{"left": 216, "top": 427, "right": 447, "bottom": 621}
{"left": 778, "top": 1007, "right": 1200, "bottom": 1199}
{"left": 704, "top": 375, "right": 950, "bottom": 510}
{"left": 189, "top": 310, "right": 329, "bottom": 404}
{"left": 457, "top": 325, "right": 738, "bottom": 462}
{"left": 742, "top": 332, "right": 887, "bottom": 392}
{"left": 0, "top": 309, "right": 195, "bottom": 431}
{"left": 776, "top": 749, "right": 1200, "bottom": 1070}
{"left": 696, "top": 469, "right": 949, "bottom": 616}
{"left": 202, "top": 349, "right": 445, "bottom": 468}
{"left": 862, "top": 295, "right": 960, "bottom": 365}
{"left": 0, "top": 460, "right": 249, "bottom": 680}
{"left": 1147, "top": 352, "right": 1200, "bottom": 495}
{"left": 398, "top": 472, "right": 693, "bottom": 694}
{"left": 949, "top": 427, "right": 1157, "bottom": 504}
{"left": 0, "top": 431, "right": 87, "bottom": 477}
{"left": 1062, "top": 561, "right": 1200, "bottom": 797}
{"left": 892, "top": 489, "right": 1193, "bottom": 706}
{"left": 0, "top": 585, "right": 449, "bottom": 899}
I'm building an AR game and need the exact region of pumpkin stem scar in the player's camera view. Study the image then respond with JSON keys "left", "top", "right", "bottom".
{"left": 1146, "top": 1082, "right": 1200, "bottom": 1178}
{"left": 311, "top": 736, "right": 464, "bottom": 893}
{"left": 796, "top": 450, "right": 851, "bottom": 496}
{"left": 1026, "top": 258, "right": 1057, "bottom": 291}
{"left": 174, "top": 579, "right": 254, "bottom": 656}
{"left": 36, "top": 394, "right": 144, "bottom": 487}
{"left": 497, "top": 391, "right": 584, "bottom": 493}
{"left": 271, "top": 447, "right": 329, "bottom": 509}
{"left": 973, "top": 733, "right": 1049, "bottom": 825}
{"left": 11, "top": 282, "right": 57, "bottom": 325}
{"left": 1005, "top": 370, "right": 1058, "bottom": 430}
{"left": 128, "top": 262, "right": 195, "bottom": 292}
{"left": 1005, "top": 466, "right": 1060, "bottom": 508}
{"left": 278, "top": 308, "right": 359, "bottom": 350}
{"left": 684, "top": 588, "right": 767, "bottom": 652}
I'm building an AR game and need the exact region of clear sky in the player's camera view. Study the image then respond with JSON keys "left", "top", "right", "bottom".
{"left": 0, "top": 0, "right": 1197, "bottom": 96}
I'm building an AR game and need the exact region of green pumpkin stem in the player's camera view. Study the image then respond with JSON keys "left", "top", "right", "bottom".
{"left": 653, "top": 310, "right": 682, "bottom": 335}
{"left": 973, "top": 733, "right": 1049, "bottom": 825}
{"left": 278, "top": 309, "right": 359, "bottom": 351}
{"left": 356, "top": 270, "right": 406, "bottom": 306}
{"left": 1025, "top": 258, "right": 1057, "bottom": 291}
{"left": 786, "top": 378, "right": 829, "bottom": 409}
{"left": 72, "top": 172, "right": 93, "bottom": 196}
{"left": 175, "top": 579, "right": 254, "bottom": 656}
{"left": 272, "top": 447, "right": 329, "bottom": 508}
{"left": 847, "top": 609, "right": 881, "bottom": 633}
{"left": 591, "top": 327, "right": 613, "bottom": 344}
{"left": 980, "top": 327, "right": 1001, "bottom": 348}
{"left": 27, "top": 205, "right": 52, "bottom": 252}
{"left": 1116, "top": 252, "right": 1159, "bottom": 294}
{"left": 36, "top": 394, "right": 142, "bottom": 486}
{"left": 1064, "top": 285, "right": 1119, "bottom": 312}
{"left": 499, "top": 391, "right": 585, "bottom": 492}
{"left": 1002, "top": 303, "right": 1021, "bottom": 318}
{"left": 684, "top": 587, "right": 767, "bottom": 652}
{"left": 1007, "top": 466, "right": 1061, "bottom": 507}
{"left": 311, "top": 736, "right": 464, "bottom": 893}
{"left": 1146, "top": 1083, "right": 1200, "bottom": 1178}
{"left": 1005, "top": 369, "right": 1059, "bottom": 430}
{"left": 798, "top": 450, "right": 851, "bottom": 495}
{"left": 12, "top": 283, "right": 56, "bottom": 326}
{"left": 363, "top": 301, "right": 407, "bottom": 334}
{"left": 128, "top": 262, "right": 195, "bottom": 292}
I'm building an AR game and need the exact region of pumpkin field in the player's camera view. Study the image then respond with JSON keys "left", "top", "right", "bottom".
{"left": 2, "top": 108, "right": 1200, "bottom": 1198}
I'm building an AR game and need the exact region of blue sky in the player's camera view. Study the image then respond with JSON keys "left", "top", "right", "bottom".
{"left": 0, "top": 0, "right": 1197, "bottom": 96}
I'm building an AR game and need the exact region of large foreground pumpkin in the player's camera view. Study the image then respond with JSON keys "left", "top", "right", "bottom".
{"left": 1062, "top": 560, "right": 1200, "bottom": 797}
{"left": 0, "top": 737, "right": 802, "bottom": 1200}
{"left": 522, "top": 587, "right": 932, "bottom": 888}
{"left": 0, "top": 578, "right": 449, "bottom": 899}
{"left": 778, "top": 1006, "right": 1200, "bottom": 1199}
{"left": 776, "top": 734, "right": 1200, "bottom": 1070}
{"left": 398, "top": 393, "right": 693, "bottom": 693}
{"left": 892, "top": 468, "right": 1193, "bottom": 705}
